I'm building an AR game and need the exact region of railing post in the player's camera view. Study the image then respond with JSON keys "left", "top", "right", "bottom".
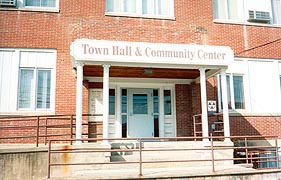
{"left": 36, "top": 116, "right": 40, "bottom": 147}
{"left": 44, "top": 118, "right": 48, "bottom": 145}
{"left": 47, "top": 140, "right": 51, "bottom": 179}
{"left": 70, "top": 115, "right": 74, "bottom": 145}
{"left": 138, "top": 138, "right": 143, "bottom": 177}
{"left": 210, "top": 133, "right": 215, "bottom": 173}
{"left": 275, "top": 136, "right": 279, "bottom": 169}
{"left": 245, "top": 137, "right": 249, "bottom": 164}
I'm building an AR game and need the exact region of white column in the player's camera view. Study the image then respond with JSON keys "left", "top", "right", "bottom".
{"left": 199, "top": 68, "right": 209, "bottom": 143}
{"left": 75, "top": 62, "right": 84, "bottom": 143}
{"left": 103, "top": 64, "right": 110, "bottom": 143}
{"left": 221, "top": 69, "right": 231, "bottom": 142}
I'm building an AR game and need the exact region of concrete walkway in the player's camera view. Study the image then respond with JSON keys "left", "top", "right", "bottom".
{"left": 46, "top": 164, "right": 281, "bottom": 180}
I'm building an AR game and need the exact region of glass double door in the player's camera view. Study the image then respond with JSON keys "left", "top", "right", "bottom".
{"left": 127, "top": 88, "right": 154, "bottom": 138}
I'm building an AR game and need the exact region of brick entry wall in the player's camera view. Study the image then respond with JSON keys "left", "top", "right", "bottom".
{"left": 175, "top": 84, "right": 193, "bottom": 137}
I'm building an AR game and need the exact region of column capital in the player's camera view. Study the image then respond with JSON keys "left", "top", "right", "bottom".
{"left": 199, "top": 68, "right": 206, "bottom": 73}
{"left": 75, "top": 61, "right": 84, "bottom": 67}
{"left": 102, "top": 64, "right": 111, "bottom": 68}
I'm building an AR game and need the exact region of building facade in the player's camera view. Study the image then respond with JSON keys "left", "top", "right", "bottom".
{"left": 0, "top": 0, "right": 281, "bottom": 141}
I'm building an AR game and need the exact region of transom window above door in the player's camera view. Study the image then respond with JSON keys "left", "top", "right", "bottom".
{"left": 105, "top": 0, "right": 175, "bottom": 19}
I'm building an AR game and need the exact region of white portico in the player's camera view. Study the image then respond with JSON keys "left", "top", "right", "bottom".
{"left": 70, "top": 39, "right": 234, "bottom": 142}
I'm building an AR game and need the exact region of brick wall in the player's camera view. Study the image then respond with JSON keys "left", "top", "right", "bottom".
{"left": 230, "top": 116, "right": 281, "bottom": 137}
{"left": 175, "top": 84, "right": 193, "bottom": 137}
{"left": 1, "top": 0, "right": 280, "bottom": 116}
{"left": 0, "top": 0, "right": 281, "bottom": 141}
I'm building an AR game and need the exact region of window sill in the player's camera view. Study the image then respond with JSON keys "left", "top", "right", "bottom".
{"left": 0, "top": 7, "right": 59, "bottom": 13}
{"left": 213, "top": 19, "right": 281, "bottom": 28}
{"left": 105, "top": 12, "right": 175, "bottom": 21}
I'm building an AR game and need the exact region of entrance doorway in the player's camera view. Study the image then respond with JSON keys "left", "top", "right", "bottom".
{"left": 127, "top": 88, "right": 154, "bottom": 137}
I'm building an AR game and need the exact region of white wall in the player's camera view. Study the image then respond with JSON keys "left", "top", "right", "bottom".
{"left": 0, "top": 50, "right": 19, "bottom": 112}
{"left": 248, "top": 60, "right": 281, "bottom": 113}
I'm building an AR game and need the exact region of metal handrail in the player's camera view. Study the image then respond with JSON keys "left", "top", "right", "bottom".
{"left": 47, "top": 135, "right": 281, "bottom": 179}
{"left": 0, "top": 114, "right": 103, "bottom": 146}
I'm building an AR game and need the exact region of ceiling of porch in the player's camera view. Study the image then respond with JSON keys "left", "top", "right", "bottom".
{"left": 83, "top": 65, "right": 200, "bottom": 79}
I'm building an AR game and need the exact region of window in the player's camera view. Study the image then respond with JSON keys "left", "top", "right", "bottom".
{"left": 153, "top": 89, "right": 159, "bottom": 137}
{"left": 18, "top": 68, "right": 51, "bottom": 109}
{"left": 218, "top": 74, "right": 245, "bottom": 110}
{"left": 109, "top": 89, "right": 115, "bottom": 115}
{"left": 106, "top": 0, "right": 174, "bottom": 19}
{"left": 213, "top": 0, "right": 281, "bottom": 25}
{"left": 121, "top": 89, "right": 127, "bottom": 138}
{"left": 164, "top": 90, "right": 172, "bottom": 115}
{"left": 1, "top": 0, "right": 60, "bottom": 11}
{"left": 25, "top": 0, "right": 57, "bottom": 7}
{"left": 0, "top": 49, "right": 56, "bottom": 113}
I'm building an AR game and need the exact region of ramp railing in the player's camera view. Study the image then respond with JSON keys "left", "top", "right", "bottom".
{"left": 47, "top": 135, "right": 281, "bottom": 178}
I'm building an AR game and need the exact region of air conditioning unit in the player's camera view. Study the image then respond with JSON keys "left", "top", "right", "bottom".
{"left": 0, "top": 0, "right": 16, "bottom": 7}
{"left": 248, "top": 10, "right": 270, "bottom": 23}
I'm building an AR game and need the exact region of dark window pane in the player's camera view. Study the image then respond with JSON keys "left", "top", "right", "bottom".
{"left": 153, "top": 89, "right": 159, "bottom": 113}
{"left": 164, "top": 90, "right": 171, "bottom": 115}
{"left": 154, "top": 115, "right": 159, "bottom": 137}
{"left": 122, "top": 89, "right": 127, "bottom": 113}
{"left": 109, "top": 89, "right": 115, "bottom": 115}
{"left": 122, "top": 115, "right": 127, "bottom": 138}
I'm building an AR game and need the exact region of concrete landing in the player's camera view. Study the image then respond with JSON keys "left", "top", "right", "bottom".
{"left": 46, "top": 165, "right": 281, "bottom": 180}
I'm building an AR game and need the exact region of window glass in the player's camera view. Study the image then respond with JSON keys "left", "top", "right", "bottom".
{"left": 133, "top": 94, "right": 148, "bottom": 114}
{"left": 226, "top": 75, "right": 232, "bottom": 109}
{"left": 109, "top": 89, "right": 115, "bottom": 115}
{"left": 123, "top": 0, "right": 136, "bottom": 13}
{"left": 142, "top": 0, "right": 156, "bottom": 14}
{"left": 106, "top": 0, "right": 173, "bottom": 17}
{"left": 219, "top": 75, "right": 232, "bottom": 109}
{"left": 122, "top": 115, "right": 127, "bottom": 138}
{"left": 164, "top": 90, "right": 171, "bottom": 115}
{"left": 18, "top": 69, "right": 34, "bottom": 109}
{"left": 154, "top": 115, "right": 159, "bottom": 137}
{"left": 18, "top": 68, "right": 52, "bottom": 110}
{"left": 26, "top": 0, "right": 56, "bottom": 7}
{"left": 153, "top": 89, "right": 159, "bottom": 114}
{"left": 213, "top": 0, "right": 279, "bottom": 24}
{"left": 233, "top": 76, "right": 245, "bottom": 109}
{"left": 219, "top": 74, "right": 245, "bottom": 110}
{"left": 121, "top": 89, "right": 127, "bottom": 113}
{"left": 37, "top": 70, "right": 51, "bottom": 109}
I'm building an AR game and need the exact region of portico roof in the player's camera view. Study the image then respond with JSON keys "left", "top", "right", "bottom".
{"left": 70, "top": 39, "right": 234, "bottom": 70}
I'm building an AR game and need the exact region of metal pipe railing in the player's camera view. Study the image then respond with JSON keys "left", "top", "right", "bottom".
{"left": 0, "top": 114, "right": 103, "bottom": 146}
{"left": 46, "top": 135, "right": 281, "bottom": 179}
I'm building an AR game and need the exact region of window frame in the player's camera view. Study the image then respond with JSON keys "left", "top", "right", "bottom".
{"left": 18, "top": 67, "right": 52, "bottom": 111}
{"left": 10, "top": 0, "right": 60, "bottom": 12}
{"left": 212, "top": 0, "right": 281, "bottom": 26}
{"left": 105, "top": 0, "right": 175, "bottom": 20}
{"left": 218, "top": 73, "right": 246, "bottom": 111}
